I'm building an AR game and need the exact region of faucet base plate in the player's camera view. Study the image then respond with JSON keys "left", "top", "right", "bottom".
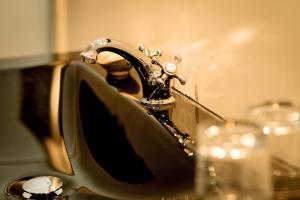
{"left": 140, "top": 97, "right": 175, "bottom": 110}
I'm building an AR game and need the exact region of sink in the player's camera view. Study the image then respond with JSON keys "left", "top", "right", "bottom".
{"left": 0, "top": 52, "right": 222, "bottom": 199}
{"left": 61, "top": 62, "right": 195, "bottom": 199}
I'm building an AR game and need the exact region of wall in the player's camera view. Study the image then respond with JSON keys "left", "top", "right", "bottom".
{"left": 0, "top": 0, "right": 52, "bottom": 58}
{"left": 15, "top": 0, "right": 290, "bottom": 118}
{"left": 0, "top": 0, "right": 298, "bottom": 119}
{"left": 67, "top": 0, "right": 300, "bottom": 119}
{"left": 67, "top": 0, "right": 208, "bottom": 50}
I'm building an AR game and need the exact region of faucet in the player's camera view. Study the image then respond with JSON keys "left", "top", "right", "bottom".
{"left": 80, "top": 38, "right": 186, "bottom": 109}
{"left": 80, "top": 38, "right": 225, "bottom": 156}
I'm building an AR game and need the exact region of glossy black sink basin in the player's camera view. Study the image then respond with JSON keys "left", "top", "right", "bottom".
{"left": 0, "top": 52, "right": 201, "bottom": 199}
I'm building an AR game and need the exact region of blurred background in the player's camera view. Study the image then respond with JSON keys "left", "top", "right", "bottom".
{"left": 0, "top": 0, "right": 299, "bottom": 119}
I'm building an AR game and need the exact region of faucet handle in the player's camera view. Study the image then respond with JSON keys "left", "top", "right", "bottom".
{"left": 173, "top": 55, "right": 182, "bottom": 64}
{"left": 138, "top": 44, "right": 149, "bottom": 55}
{"left": 162, "top": 62, "right": 187, "bottom": 85}
{"left": 138, "top": 44, "right": 162, "bottom": 59}
{"left": 150, "top": 49, "right": 163, "bottom": 58}
{"left": 139, "top": 44, "right": 186, "bottom": 86}
{"left": 175, "top": 75, "right": 187, "bottom": 85}
{"left": 170, "top": 55, "right": 186, "bottom": 85}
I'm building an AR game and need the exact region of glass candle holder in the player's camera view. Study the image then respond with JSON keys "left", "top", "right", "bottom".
{"left": 195, "top": 120, "right": 273, "bottom": 200}
{"left": 248, "top": 101, "right": 300, "bottom": 199}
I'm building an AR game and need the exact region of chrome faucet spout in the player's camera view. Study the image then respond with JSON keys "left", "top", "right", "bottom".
{"left": 80, "top": 38, "right": 186, "bottom": 109}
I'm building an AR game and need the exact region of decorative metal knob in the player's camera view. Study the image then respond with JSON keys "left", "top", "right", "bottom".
{"left": 22, "top": 176, "right": 63, "bottom": 199}
{"left": 138, "top": 44, "right": 187, "bottom": 86}
{"left": 161, "top": 61, "right": 186, "bottom": 86}
{"left": 138, "top": 44, "right": 162, "bottom": 59}
{"left": 173, "top": 55, "right": 182, "bottom": 64}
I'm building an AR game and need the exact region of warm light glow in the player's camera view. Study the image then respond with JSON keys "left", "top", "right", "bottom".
{"left": 263, "top": 126, "right": 270, "bottom": 135}
{"left": 229, "top": 28, "right": 254, "bottom": 45}
{"left": 192, "top": 39, "right": 209, "bottom": 49}
{"left": 210, "top": 146, "right": 226, "bottom": 159}
{"left": 227, "top": 193, "right": 237, "bottom": 200}
{"left": 272, "top": 103, "right": 280, "bottom": 110}
{"left": 205, "top": 125, "right": 220, "bottom": 137}
{"left": 208, "top": 166, "right": 216, "bottom": 177}
{"left": 290, "top": 112, "right": 300, "bottom": 121}
{"left": 240, "top": 133, "right": 256, "bottom": 147}
{"left": 208, "top": 166, "right": 215, "bottom": 172}
{"left": 263, "top": 125, "right": 289, "bottom": 135}
{"left": 230, "top": 148, "right": 244, "bottom": 159}
{"left": 274, "top": 126, "right": 289, "bottom": 135}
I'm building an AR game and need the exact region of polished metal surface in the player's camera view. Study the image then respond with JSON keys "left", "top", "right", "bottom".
{"left": 22, "top": 176, "right": 63, "bottom": 199}
{"left": 7, "top": 175, "right": 64, "bottom": 199}
{"left": 99, "top": 52, "right": 132, "bottom": 78}
{"left": 80, "top": 38, "right": 186, "bottom": 108}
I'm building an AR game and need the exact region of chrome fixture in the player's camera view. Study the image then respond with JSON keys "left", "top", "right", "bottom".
{"left": 80, "top": 38, "right": 224, "bottom": 156}
{"left": 7, "top": 176, "right": 63, "bottom": 199}
{"left": 22, "top": 176, "right": 63, "bottom": 199}
{"left": 80, "top": 38, "right": 186, "bottom": 109}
